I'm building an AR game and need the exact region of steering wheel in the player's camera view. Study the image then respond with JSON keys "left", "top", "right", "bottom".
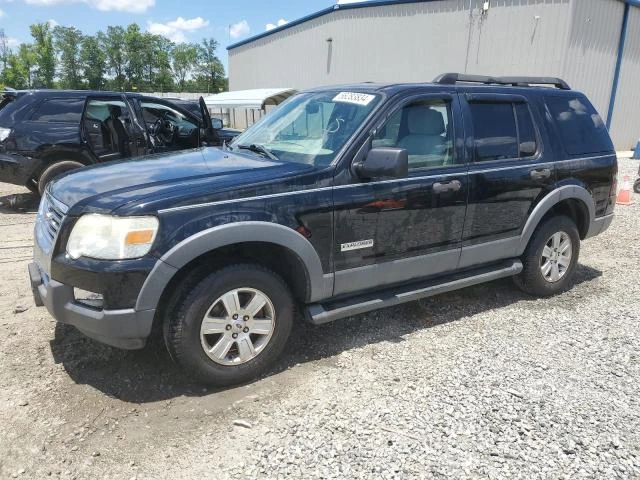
{"left": 152, "top": 113, "right": 176, "bottom": 146}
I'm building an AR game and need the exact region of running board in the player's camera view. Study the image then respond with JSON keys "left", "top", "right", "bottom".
{"left": 306, "top": 259, "right": 522, "bottom": 325}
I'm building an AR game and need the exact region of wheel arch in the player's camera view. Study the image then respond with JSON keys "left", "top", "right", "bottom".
{"left": 136, "top": 222, "right": 333, "bottom": 313}
{"left": 517, "top": 185, "right": 595, "bottom": 255}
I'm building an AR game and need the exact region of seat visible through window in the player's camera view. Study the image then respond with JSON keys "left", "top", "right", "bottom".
{"left": 373, "top": 99, "right": 453, "bottom": 170}
{"left": 398, "top": 106, "right": 445, "bottom": 156}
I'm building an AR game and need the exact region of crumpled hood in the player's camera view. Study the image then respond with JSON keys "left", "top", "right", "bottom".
{"left": 48, "top": 147, "right": 313, "bottom": 214}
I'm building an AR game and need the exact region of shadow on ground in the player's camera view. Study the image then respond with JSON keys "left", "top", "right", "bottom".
{"left": 50, "top": 264, "right": 602, "bottom": 403}
{"left": 0, "top": 192, "right": 40, "bottom": 213}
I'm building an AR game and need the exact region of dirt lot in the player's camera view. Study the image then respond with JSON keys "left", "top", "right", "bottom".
{"left": 0, "top": 158, "right": 639, "bottom": 479}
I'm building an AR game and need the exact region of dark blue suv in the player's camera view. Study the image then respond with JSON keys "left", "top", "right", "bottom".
{"left": 29, "top": 74, "right": 617, "bottom": 385}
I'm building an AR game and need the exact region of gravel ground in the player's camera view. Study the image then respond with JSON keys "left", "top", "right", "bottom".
{"left": 0, "top": 157, "right": 639, "bottom": 480}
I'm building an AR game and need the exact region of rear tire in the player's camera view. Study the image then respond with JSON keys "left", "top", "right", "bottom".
{"left": 514, "top": 215, "right": 580, "bottom": 297}
{"left": 37, "top": 160, "right": 84, "bottom": 196}
{"left": 633, "top": 178, "right": 640, "bottom": 194}
{"left": 164, "top": 264, "right": 294, "bottom": 386}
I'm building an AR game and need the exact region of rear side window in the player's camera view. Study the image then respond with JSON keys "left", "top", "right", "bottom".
{"left": 470, "top": 101, "right": 538, "bottom": 161}
{"left": 30, "top": 98, "right": 84, "bottom": 123}
{"left": 0, "top": 94, "right": 34, "bottom": 126}
{"left": 545, "top": 95, "right": 612, "bottom": 155}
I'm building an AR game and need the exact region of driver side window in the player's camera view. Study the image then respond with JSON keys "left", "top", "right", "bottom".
{"left": 373, "top": 99, "right": 454, "bottom": 170}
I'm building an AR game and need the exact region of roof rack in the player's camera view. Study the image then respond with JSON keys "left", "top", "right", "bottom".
{"left": 433, "top": 73, "right": 571, "bottom": 90}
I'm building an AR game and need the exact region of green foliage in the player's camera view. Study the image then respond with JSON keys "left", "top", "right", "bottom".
{"left": 172, "top": 43, "right": 199, "bottom": 91}
{"left": 80, "top": 34, "right": 107, "bottom": 90}
{"left": 53, "top": 26, "right": 83, "bottom": 89}
{"left": 29, "top": 23, "right": 55, "bottom": 88}
{"left": 0, "top": 23, "right": 227, "bottom": 93}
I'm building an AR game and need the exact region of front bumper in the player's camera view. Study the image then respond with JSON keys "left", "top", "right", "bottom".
{"left": 29, "top": 262, "right": 155, "bottom": 349}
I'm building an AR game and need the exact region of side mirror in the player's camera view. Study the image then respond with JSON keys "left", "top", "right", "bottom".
{"left": 211, "top": 118, "right": 223, "bottom": 130}
{"left": 355, "top": 147, "right": 408, "bottom": 179}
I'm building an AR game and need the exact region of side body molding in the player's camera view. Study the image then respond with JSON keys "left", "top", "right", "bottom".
{"left": 135, "top": 221, "right": 332, "bottom": 311}
{"left": 517, "top": 184, "right": 595, "bottom": 254}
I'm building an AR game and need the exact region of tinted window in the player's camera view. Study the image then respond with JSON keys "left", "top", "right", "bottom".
{"left": 373, "top": 99, "right": 454, "bottom": 170}
{"left": 545, "top": 95, "right": 612, "bottom": 155}
{"left": 470, "top": 103, "right": 518, "bottom": 161}
{"left": 0, "top": 94, "right": 34, "bottom": 127}
{"left": 515, "top": 103, "right": 537, "bottom": 157}
{"left": 31, "top": 98, "right": 84, "bottom": 123}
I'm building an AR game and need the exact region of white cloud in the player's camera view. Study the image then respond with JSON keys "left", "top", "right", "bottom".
{"left": 47, "top": 18, "right": 58, "bottom": 27}
{"left": 167, "top": 16, "right": 208, "bottom": 31}
{"left": 23, "top": 0, "right": 154, "bottom": 13}
{"left": 229, "top": 19, "right": 250, "bottom": 39}
{"left": 147, "top": 16, "right": 209, "bottom": 44}
{"left": 265, "top": 18, "right": 288, "bottom": 31}
{"left": 0, "top": 8, "right": 5, "bottom": 18}
{"left": 6, "top": 37, "right": 20, "bottom": 48}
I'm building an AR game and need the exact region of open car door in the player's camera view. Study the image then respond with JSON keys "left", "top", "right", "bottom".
{"left": 199, "top": 96, "right": 219, "bottom": 146}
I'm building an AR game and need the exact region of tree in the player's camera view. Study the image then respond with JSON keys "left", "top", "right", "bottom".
{"left": 172, "top": 43, "right": 198, "bottom": 92}
{"left": 80, "top": 34, "right": 106, "bottom": 90}
{"left": 53, "top": 26, "right": 83, "bottom": 89}
{"left": 104, "top": 26, "right": 126, "bottom": 90}
{"left": 30, "top": 22, "right": 55, "bottom": 88}
{"left": 124, "top": 24, "right": 144, "bottom": 90}
{"left": 197, "top": 38, "right": 226, "bottom": 93}
{"left": 0, "top": 29, "right": 10, "bottom": 74}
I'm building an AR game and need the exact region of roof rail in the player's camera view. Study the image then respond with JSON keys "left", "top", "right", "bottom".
{"left": 433, "top": 73, "right": 571, "bottom": 90}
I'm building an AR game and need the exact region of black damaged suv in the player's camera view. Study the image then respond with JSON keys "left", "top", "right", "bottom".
{"left": 0, "top": 90, "right": 224, "bottom": 195}
{"left": 29, "top": 74, "right": 617, "bottom": 386}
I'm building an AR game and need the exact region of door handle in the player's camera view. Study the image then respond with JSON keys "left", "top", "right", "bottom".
{"left": 530, "top": 168, "right": 551, "bottom": 180}
{"left": 433, "top": 180, "right": 462, "bottom": 194}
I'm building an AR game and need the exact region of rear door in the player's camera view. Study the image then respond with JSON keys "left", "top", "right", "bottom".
{"left": 459, "top": 92, "right": 554, "bottom": 268}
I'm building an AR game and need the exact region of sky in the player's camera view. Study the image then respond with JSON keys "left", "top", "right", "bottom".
{"left": 0, "top": 0, "right": 370, "bottom": 73}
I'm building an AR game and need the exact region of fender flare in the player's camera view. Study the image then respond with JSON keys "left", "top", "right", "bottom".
{"left": 517, "top": 185, "right": 595, "bottom": 255}
{"left": 136, "top": 221, "right": 332, "bottom": 311}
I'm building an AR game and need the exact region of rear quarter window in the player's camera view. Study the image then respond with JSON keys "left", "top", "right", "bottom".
{"left": 0, "top": 94, "right": 34, "bottom": 127}
{"left": 545, "top": 95, "right": 613, "bottom": 156}
{"left": 30, "top": 97, "right": 85, "bottom": 123}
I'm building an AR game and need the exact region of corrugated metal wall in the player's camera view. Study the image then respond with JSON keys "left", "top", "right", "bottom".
{"left": 609, "top": 4, "right": 640, "bottom": 149}
{"left": 229, "top": 0, "right": 571, "bottom": 90}
{"left": 561, "top": 0, "right": 624, "bottom": 126}
{"left": 228, "top": 0, "right": 638, "bottom": 148}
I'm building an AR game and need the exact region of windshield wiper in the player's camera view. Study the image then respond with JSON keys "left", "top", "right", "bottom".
{"left": 236, "top": 143, "right": 278, "bottom": 161}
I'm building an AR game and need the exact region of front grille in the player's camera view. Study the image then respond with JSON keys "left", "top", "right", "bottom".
{"left": 36, "top": 193, "right": 68, "bottom": 248}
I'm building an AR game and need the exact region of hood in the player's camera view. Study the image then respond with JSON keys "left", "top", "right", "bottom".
{"left": 49, "top": 147, "right": 314, "bottom": 214}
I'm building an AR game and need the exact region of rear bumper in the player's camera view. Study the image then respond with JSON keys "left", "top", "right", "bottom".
{"left": 585, "top": 213, "right": 614, "bottom": 239}
{"left": 29, "top": 262, "right": 155, "bottom": 350}
{"left": 0, "top": 152, "right": 39, "bottom": 186}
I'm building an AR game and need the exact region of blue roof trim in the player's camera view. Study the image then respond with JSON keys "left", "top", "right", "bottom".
{"left": 227, "top": 0, "right": 431, "bottom": 50}
{"left": 227, "top": 0, "right": 640, "bottom": 51}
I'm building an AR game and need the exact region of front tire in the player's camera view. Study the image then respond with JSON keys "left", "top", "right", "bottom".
{"left": 514, "top": 215, "right": 580, "bottom": 297}
{"left": 37, "top": 160, "right": 84, "bottom": 196}
{"left": 164, "top": 264, "right": 294, "bottom": 386}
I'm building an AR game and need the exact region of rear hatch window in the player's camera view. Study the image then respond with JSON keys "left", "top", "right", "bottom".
{"left": 0, "top": 93, "right": 15, "bottom": 111}
{"left": 545, "top": 95, "right": 613, "bottom": 156}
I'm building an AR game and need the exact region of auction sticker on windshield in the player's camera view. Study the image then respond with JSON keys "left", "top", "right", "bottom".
{"left": 332, "top": 92, "right": 376, "bottom": 106}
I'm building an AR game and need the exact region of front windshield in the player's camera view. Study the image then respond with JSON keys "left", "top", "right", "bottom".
{"left": 231, "top": 90, "right": 381, "bottom": 167}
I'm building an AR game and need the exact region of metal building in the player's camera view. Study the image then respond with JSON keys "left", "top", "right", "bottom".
{"left": 228, "top": 0, "right": 640, "bottom": 149}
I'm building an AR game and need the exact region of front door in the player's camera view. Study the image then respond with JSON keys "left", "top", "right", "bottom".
{"left": 134, "top": 98, "right": 201, "bottom": 153}
{"left": 332, "top": 93, "right": 468, "bottom": 296}
{"left": 458, "top": 92, "right": 555, "bottom": 268}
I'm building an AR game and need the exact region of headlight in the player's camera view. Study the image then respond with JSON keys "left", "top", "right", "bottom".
{"left": 67, "top": 214, "right": 159, "bottom": 260}
{"left": 0, "top": 127, "right": 11, "bottom": 142}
